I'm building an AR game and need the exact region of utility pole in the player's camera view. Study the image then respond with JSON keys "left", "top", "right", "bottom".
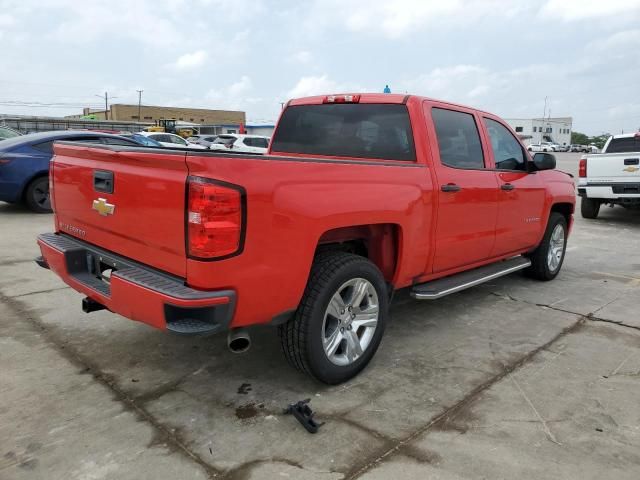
{"left": 95, "top": 92, "right": 116, "bottom": 121}
{"left": 541, "top": 96, "right": 548, "bottom": 143}
{"left": 137, "top": 90, "right": 143, "bottom": 122}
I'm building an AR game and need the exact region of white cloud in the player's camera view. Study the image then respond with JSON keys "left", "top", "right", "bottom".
{"left": 228, "top": 75, "right": 252, "bottom": 96}
{"left": 286, "top": 75, "right": 343, "bottom": 98}
{"left": 540, "top": 0, "right": 640, "bottom": 21}
{"left": 306, "top": 0, "right": 530, "bottom": 38}
{"left": 588, "top": 29, "right": 640, "bottom": 52}
{"left": 289, "top": 50, "right": 312, "bottom": 64}
{"left": 169, "top": 50, "right": 208, "bottom": 70}
{"left": 0, "top": 13, "right": 16, "bottom": 26}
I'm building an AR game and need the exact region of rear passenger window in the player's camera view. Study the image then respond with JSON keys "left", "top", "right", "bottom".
{"left": 32, "top": 141, "right": 54, "bottom": 153}
{"left": 483, "top": 118, "right": 526, "bottom": 171}
{"left": 432, "top": 108, "right": 484, "bottom": 169}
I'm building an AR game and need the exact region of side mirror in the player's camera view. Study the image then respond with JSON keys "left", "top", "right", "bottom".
{"left": 533, "top": 152, "right": 556, "bottom": 171}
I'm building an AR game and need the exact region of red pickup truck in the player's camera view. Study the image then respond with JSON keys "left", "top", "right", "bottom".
{"left": 37, "top": 93, "right": 575, "bottom": 384}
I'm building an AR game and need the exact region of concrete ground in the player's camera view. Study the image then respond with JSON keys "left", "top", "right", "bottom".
{"left": 1, "top": 152, "right": 639, "bottom": 479}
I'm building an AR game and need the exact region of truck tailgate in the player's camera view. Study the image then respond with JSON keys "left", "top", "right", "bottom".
{"left": 586, "top": 153, "right": 640, "bottom": 182}
{"left": 51, "top": 143, "right": 188, "bottom": 277}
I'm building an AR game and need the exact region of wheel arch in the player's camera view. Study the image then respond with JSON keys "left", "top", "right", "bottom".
{"left": 314, "top": 223, "right": 402, "bottom": 286}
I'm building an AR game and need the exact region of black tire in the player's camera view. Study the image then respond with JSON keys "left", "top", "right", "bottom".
{"left": 580, "top": 198, "right": 600, "bottom": 219}
{"left": 525, "top": 212, "right": 567, "bottom": 281}
{"left": 278, "top": 252, "right": 388, "bottom": 384}
{"left": 24, "top": 176, "right": 52, "bottom": 213}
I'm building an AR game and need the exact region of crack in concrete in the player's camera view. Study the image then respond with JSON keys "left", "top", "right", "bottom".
{"left": 344, "top": 318, "right": 586, "bottom": 479}
{"left": 9, "top": 286, "right": 70, "bottom": 298}
{"left": 0, "top": 258, "right": 37, "bottom": 267}
{"left": 0, "top": 293, "right": 223, "bottom": 479}
{"left": 489, "top": 291, "right": 640, "bottom": 332}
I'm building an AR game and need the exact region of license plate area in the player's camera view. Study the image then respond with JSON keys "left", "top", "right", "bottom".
{"left": 86, "top": 252, "right": 119, "bottom": 285}
{"left": 65, "top": 248, "right": 134, "bottom": 297}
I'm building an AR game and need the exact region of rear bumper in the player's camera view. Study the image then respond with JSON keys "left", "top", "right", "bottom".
{"left": 577, "top": 182, "right": 640, "bottom": 199}
{"left": 36, "top": 233, "right": 235, "bottom": 334}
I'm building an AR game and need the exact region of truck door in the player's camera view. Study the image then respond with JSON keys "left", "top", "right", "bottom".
{"left": 481, "top": 117, "right": 546, "bottom": 256}
{"left": 426, "top": 104, "right": 499, "bottom": 273}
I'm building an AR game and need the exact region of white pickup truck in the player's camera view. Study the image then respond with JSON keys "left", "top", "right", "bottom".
{"left": 578, "top": 132, "right": 640, "bottom": 218}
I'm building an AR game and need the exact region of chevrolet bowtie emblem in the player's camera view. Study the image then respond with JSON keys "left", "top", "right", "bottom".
{"left": 92, "top": 198, "right": 115, "bottom": 216}
{"left": 623, "top": 166, "right": 639, "bottom": 173}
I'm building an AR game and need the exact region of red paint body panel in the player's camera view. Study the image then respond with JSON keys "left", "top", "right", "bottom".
{"left": 52, "top": 144, "right": 189, "bottom": 277}
{"left": 40, "top": 94, "right": 575, "bottom": 332}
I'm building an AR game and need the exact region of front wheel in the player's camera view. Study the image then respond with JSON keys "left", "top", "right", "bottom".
{"left": 525, "top": 212, "right": 567, "bottom": 281}
{"left": 581, "top": 198, "right": 600, "bottom": 219}
{"left": 25, "top": 176, "right": 52, "bottom": 213}
{"left": 279, "top": 252, "right": 388, "bottom": 384}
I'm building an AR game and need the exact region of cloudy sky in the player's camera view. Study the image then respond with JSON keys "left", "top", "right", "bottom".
{"left": 1, "top": 0, "right": 639, "bottom": 134}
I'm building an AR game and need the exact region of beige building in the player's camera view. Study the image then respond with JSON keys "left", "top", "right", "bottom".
{"left": 67, "top": 104, "right": 245, "bottom": 125}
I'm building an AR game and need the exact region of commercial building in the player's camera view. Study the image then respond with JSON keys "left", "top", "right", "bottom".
{"left": 504, "top": 117, "right": 572, "bottom": 147}
{"left": 66, "top": 104, "right": 245, "bottom": 126}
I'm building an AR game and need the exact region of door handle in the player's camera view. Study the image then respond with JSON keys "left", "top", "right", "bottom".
{"left": 441, "top": 183, "right": 461, "bottom": 193}
{"left": 500, "top": 183, "right": 515, "bottom": 191}
{"left": 624, "top": 158, "right": 639, "bottom": 165}
{"left": 94, "top": 170, "right": 114, "bottom": 194}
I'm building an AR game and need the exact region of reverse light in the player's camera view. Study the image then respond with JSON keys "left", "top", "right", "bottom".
{"left": 187, "top": 177, "right": 245, "bottom": 259}
{"left": 579, "top": 158, "right": 587, "bottom": 178}
{"left": 323, "top": 94, "right": 361, "bottom": 104}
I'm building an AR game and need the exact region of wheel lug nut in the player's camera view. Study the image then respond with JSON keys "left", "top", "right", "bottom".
{"left": 340, "top": 309, "right": 345, "bottom": 314}
{"left": 347, "top": 325, "right": 352, "bottom": 330}
{"left": 351, "top": 313, "right": 356, "bottom": 319}
{"left": 340, "top": 327, "right": 344, "bottom": 333}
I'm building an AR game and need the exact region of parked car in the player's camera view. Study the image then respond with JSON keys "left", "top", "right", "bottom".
{"left": 570, "top": 144, "right": 590, "bottom": 153}
{"left": 120, "top": 133, "right": 164, "bottom": 147}
{"left": 37, "top": 93, "right": 575, "bottom": 384}
{"left": 0, "top": 131, "right": 144, "bottom": 213}
{"left": 527, "top": 143, "right": 554, "bottom": 152}
{"left": 138, "top": 132, "right": 206, "bottom": 149}
{"left": 209, "top": 134, "right": 270, "bottom": 154}
{"left": 0, "top": 126, "right": 22, "bottom": 141}
{"left": 578, "top": 132, "right": 640, "bottom": 218}
{"left": 187, "top": 134, "right": 218, "bottom": 147}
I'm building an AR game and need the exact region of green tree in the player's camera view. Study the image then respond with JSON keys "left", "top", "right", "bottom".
{"left": 571, "top": 132, "right": 589, "bottom": 145}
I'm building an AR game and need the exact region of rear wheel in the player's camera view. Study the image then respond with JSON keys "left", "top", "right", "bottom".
{"left": 25, "top": 176, "right": 52, "bottom": 213}
{"left": 279, "top": 252, "right": 388, "bottom": 384}
{"left": 525, "top": 212, "right": 567, "bottom": 281}
{"left": 580, "top": 197, "right": 600, "bottom": 219}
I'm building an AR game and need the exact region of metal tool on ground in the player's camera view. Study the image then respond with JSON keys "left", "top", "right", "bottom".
{"left": 283, "top": 399, "right": 324, "bottom": 433}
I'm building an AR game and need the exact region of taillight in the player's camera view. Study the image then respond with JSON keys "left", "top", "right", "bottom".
{"left": 579, "top": 158, "right": 587, "bottom": 177}
{"left": 187, "top": 177, "right": 245, "bottom": 259}
{"left": 49, "top": 160, "right": 56, "bottom": 212}
{"left": 323, "top": 94, "right": 361, "bottom": 104}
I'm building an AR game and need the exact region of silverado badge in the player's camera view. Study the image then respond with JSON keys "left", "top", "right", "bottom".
{"left": 92, "top": 198, "right": 115, "bottom": 216}
{"left": 623, "top": 166, "right": 639, "bottom": 173}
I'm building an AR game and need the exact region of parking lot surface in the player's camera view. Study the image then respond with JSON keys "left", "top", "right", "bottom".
{"left": 1, "top": 153, "right": 639, "bottom": 479}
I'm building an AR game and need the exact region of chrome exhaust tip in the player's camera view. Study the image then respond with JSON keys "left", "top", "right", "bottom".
{"left": 227, "top": 328, "right": 251, "bottom": 354}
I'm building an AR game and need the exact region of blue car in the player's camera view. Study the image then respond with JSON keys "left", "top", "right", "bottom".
{"left": 0, "top": 131, "right": 155, "bottom": 213}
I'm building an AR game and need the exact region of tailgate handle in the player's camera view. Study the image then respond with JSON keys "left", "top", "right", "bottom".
{"left": 94, "top": 170, "right": 114, "bottom": 194}
{"left": 624, "top": 158, "right": 639, "bottom": 165}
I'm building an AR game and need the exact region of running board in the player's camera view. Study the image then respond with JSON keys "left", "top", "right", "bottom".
{"left": 411, "top": 256, "right": 531, "bottom": 300}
